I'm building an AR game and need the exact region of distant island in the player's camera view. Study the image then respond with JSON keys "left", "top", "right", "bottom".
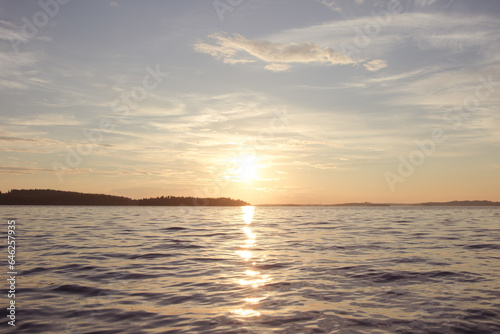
{"left": 413, "top": 200, "right": 500, "bottom": 206}
{"left": 258, "top": 201, "right": 500, "bottom": 207}
{"left": 0, "top": 189, "right": 250, "bottom": 206}
{"left": 328, "top": 201, "right": 500, "bottom": 207}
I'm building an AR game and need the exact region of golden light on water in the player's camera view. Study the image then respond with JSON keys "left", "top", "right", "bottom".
{"left": 242, "top": 206, "right": 254, "bottom": 224}
{"left": 241, "top": 238, "right": 256, "bottom": 248}
{"left": 241, "top": 226, "right": 256, "bottom": 248}
{"left": 230, "top": 206, "right": 271, "bottom": 318}
{"left": 242, "top": 226, "right": 255, "bottom": 236}
{"left": 244, "top": 269, "right": 260, "bottom": 276}
{"left": 244, "top": 297, "right": 267, "bottom": 304}
{"left": 235, "top": 250, "right": 253, "bottom": 261}
{"left": 239, "top": 275, "right": 271, "bottom": 288}
{"left": 231, "top": 309, "right": 261, "bottom": 317}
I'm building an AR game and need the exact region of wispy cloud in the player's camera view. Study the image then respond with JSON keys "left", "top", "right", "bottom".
{"left": 0, "top": 135, "right": 58, "bottom": 144}
{"left": 1, "top": 114, "right": 81, "bottom": 127}
{"left": 0, "top": 166, "right": 54, "bottom": 175}
{"left": 316, "top": 0, "right": 342, "bottom": 12}
{"left": 269, "top": 12, "right": 500, "bottom": 59}
{"left": 0, "top": 166, "right": 58, "bottom": 175}
{"left": 265, "top": 63, "right": 291, "bottom": 72}
{"left": 363, "top": 59, "right": 387, "bottom": 72}
{"left": 194, "top": 33, "right": 365, "bottom": 72}
{"left": 294, "top": 161, "right": 338, "bottom": 170}
{"left": 0, "top": 21, "right": 48, "bottom": 91}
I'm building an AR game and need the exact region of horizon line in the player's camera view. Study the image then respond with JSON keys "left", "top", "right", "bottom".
{"left": 2, "top": 189, "right": 500, "bottom": 207}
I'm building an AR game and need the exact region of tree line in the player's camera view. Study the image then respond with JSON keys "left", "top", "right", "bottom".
{"left": 0, "top": 189, "right": 250, "bottom": 206}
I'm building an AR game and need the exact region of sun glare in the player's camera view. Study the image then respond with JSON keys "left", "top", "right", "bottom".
{"left": 230, "top": 155, "right": 259, "bottom": 182}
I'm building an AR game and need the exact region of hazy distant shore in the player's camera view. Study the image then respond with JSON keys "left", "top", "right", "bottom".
{"left": 257, "top": 200, "right": 500, "bottom": 207}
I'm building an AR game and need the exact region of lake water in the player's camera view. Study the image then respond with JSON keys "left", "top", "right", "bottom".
{"left": 2, "top": 206, "right": 500, "bottom": 333}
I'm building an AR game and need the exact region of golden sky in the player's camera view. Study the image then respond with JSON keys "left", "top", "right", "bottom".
{"left": 1, "top": 1, "right": 499, "bottom": 204}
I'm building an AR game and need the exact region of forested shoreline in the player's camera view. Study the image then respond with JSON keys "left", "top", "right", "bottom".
{"left": 0, "top": 189, "right": 250, "bottom": 206}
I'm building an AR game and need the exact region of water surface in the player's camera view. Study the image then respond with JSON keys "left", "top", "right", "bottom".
{"left": 2, "top": 206, "right": 500, "bottom": 333}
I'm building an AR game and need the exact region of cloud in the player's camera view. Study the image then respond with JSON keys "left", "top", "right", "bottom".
{"left": 367, "top": 68, "right": 435, "bottom": 84}
{"left": 296, "top": 161, "right": 338, "bottom": 170}
{"left": 268, "top": 13, "right": 500, "bottom": 60}
{"left": 2, "top": 114, "right": 80, "bottom": 127}
{"left": 194, "top": 33, "right": 360, "bottom": 72}
{"left": 0, "top": 166, "right": 53, "bottom": 175}
{"left": 0, "top": 21, "right": 46, "bottom": 90}
{"left": 316, "top": 0, "right": 365, "bottom": 12}
{"left": 316, "top": 0, "right": 342, "bottom": 12}
{"left": 109, "top": 2, "right": 119, "bottom": 7}
{"left": 0, "top": 78, "right": 28, "bottom": 90}
{"left": 0, "top": 135, "right": 49, "bottom": 143}
{"left": 0, "top": 20, "right": 33, "bottom": 44}
{"left": 265, "top": 63, "right": 291, "bottom": 72}
{"left": 0, "top": 19, "right": 53, "bottom": 45}
{"left": 363, "top": 59, "right": 387, "bottom": 72}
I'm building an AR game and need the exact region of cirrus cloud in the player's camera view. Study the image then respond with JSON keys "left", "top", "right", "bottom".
{"left": 363, "top": 59, "right": 387, "bottom": 72}
{"left": 194, "top": 33, "right": 382, "bottom": 72}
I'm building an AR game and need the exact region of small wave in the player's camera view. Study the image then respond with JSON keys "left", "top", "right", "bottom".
{"left": 163, "top": 240, "right": 205, "bottom": 249}
{"left": 93, "top": 309, "right": 160, "bottom": 324}
{"left": 392, "top": 257, "right": 427, "bottom": 263}
{"left": 55, "top": 264, "right": 99, "bottom": 272}
{"left": 161, "top": 226, "right": 188, "bottom": 231}
{"left": 349, "top": 270, "right": 463, "bottom": 283}
{"left": 189, "top": 257, "right": 225, "bottom": 262}
{"left": 255, "top": 262, "right": 291, "bottom": 270}
{"left": 50, "top": 284, "right": 113, "bottom": 297}
{"left": 465, "top": 244, "right": 500, "bottom": 250}
{"left": 175, "top": 244, "right": 204, "bottom": 249}
{"left": 22, "top": 266, "right": 52, "bottom": 275}
{"left": 156, "top": 294, "right": 203, "bottom": 306}
{"left": 463, "top": 308, "right": 499, "bottom": 320}
{"left": 128, "top": 253, "right": 177, "bottom": 259}
{"left": 121, "top": 273, "right": 159, "bottom": 280}
{"left": 14, "top": 321, "right": 55, "bottom": 333}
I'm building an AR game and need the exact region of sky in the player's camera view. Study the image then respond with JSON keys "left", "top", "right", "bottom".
{"left": 1, "top": 0, "right": 499, "bottom": 205}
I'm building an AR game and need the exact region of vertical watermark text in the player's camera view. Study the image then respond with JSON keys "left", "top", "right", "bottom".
{"left": 6, "top": 220, "right": 17, "bottom": 327}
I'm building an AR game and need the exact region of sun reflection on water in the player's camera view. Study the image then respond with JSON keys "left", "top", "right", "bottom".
{"left": 231, "top": 308, "right": 261, "bottom": 317}
{"left": 242, "top": 205, "right": 254, "bottom": 224}
{"left": 244, "top": 269, "right": 260, "bottom": 276}
{"left": 239, "top": 275, "right": 271, "bottom": 288}
{"left": 241, "top": 226, "right": 256, "bottom": 248}
{"left": 234, "top": 249, "right": 253, "bottom": 261}
{"left": 230, "top": 206, "right": 270, "bottom": 318}
{"left": 244, "top": 297, "right": 266, "bottom": 303}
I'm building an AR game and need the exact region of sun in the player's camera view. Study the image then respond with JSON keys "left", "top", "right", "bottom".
{"left": 230, "top": 155, "right": 259, "bottom": 182}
